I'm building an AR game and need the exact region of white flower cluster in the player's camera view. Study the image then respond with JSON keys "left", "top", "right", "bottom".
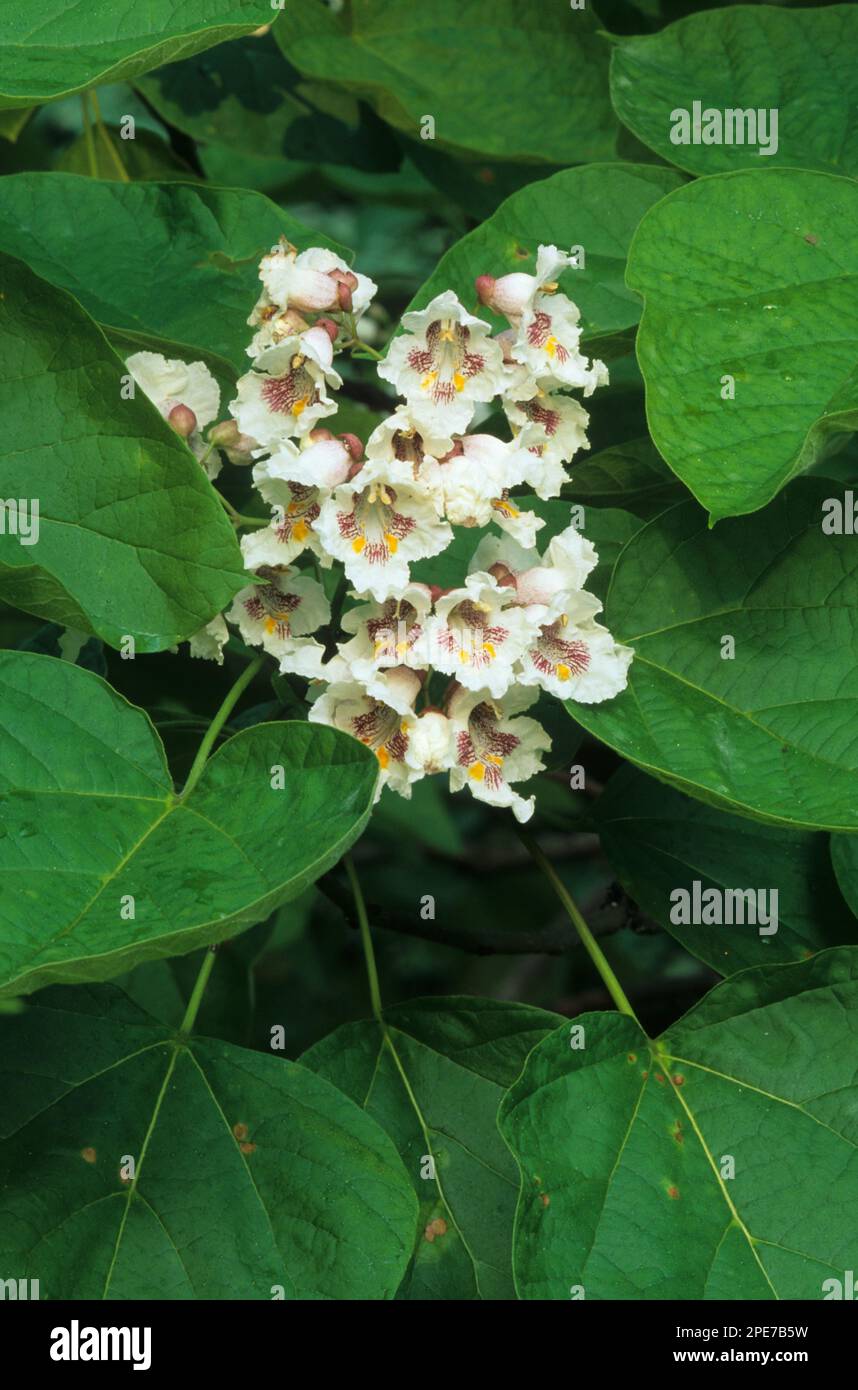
{"left": 127, "top": 241, "right": 632, "bottom": 823}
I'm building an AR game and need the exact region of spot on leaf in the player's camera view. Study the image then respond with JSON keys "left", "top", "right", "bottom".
{"left": 80, "top": 1146, "right": 97, "bottom": 1163}
{"left": 233, "top": 1122, "right": 249, "bottom": 1141}
{"left": 424, "top": 1217, "right": 448, "bottom": 1243}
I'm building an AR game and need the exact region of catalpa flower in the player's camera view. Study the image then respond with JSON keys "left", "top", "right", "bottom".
{"left": 378, "top": 290, "right": 504, "bottom": 435}
{"left": 427, "top": 434, "right": 532, "bottom": 528}
{"left": 335, "top": 584, "right": 433, "bottom": 702}
{"left": 512, "top": 295, "right": 608, "bottom": 395}
{"left": 405, "top": 709, "right": 455, "bottom": 777}
{"left": 505, "top": 393, "right": 591, "bottom": 499}
{"left": 226, "top": 565, "right": 330, "bottom": 675}
{"left": 426, "top": 573, "right": 536, "bottom": 699}
{"left": 362, "top": 407, "right": 453, "bottom": 495}
{"left": 231, "top": 333, "right": 341, "bottom": 449}
{"left": 471, "top": 521, "right": 598, "bottom": 621}
{"left": 258, "top": 243, "right": 377, "bottom": 318}
{"left": 447, "top": 685, "right": 551, "bottom": 823}
{"left": 126, "top": 351, "right": 220, "bottom": 475}
{"left": 476, "top": 244, "right": 579, "bottom": 321}
{"left": 315, "top": 481, "right": 452, "bottom": 603}
{"left": 309, "top": 670, "right": 421, "bottom": 797}
{"left": 188, "top": 615, "right": 229, "bottom": 665}
{"left": 517, "top": 595, "right": 634, "bottom": 703}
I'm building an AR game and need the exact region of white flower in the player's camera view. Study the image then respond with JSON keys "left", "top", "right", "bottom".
{"left": 512, "top": 294, "right": 608, "bottom": 395}
{"left": 517, "top": 603, "right": 634, "bottom": 703}
{"left": 506, "top": 393, "right": 591, "bottom": 499}
{"left": 231, "top": 334, "right": 341, "bottom": 449}
{"left": 226, "top": 565, "right": 330, "bottom": 671}
{"left": 126, "top": 351, "right": 221, "bottom": 475}
{"left": 489, "top": 494, "right": 545, "bottom": 549}
{"left": 273, "top": 433, "right": 359, "bottom": 492}
{"left": 475, "top": 244, "right": 579, "bottom": 320}
{"left": 188, "top": 615, "right": 229, "bottom": 664}
{"left": 427, "top": 434, "right": 532, "bottom": 527}
{"left": 315, "top": 481, "right": 452, "bottom": 603}
{"left": 309, "top": 674, "right": 420, "bottom": 798}
{"left": 336, "top": 584, "right": 433, "bottom": 701}
{"left": 362, "top": 407, "right": 453, "bottom": 494}
{"left": 426, "top": 573, "right": 537, "bottom": 699}
{"left": 447, "top": 685, "right": 551, "bottom": 823}
{"left": 404, "top": 710, "right": 455, "bottom": 776}
{"left": 259, "top": 243, "right": 377, "bottom": 318}
{"left": 470, "top": 521, "right": 598, "bottom": 621}
{"left": 378, "top": 291, "right": 505, "bottom": 435}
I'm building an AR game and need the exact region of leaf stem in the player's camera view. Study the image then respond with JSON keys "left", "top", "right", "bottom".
{"left": 345, "top": 853, "right": 383, "bottom": 1021}
{"left": 213, "top": 487, "right": 269, "bottom": 529}
{"left": 518, "top": 829, "right": 638, "bottom": 1021}
{"left": 90, "top": 90, "right": 130, "bottom": 182}
{"left": 178, "top": 947, "right": 218, "bottom": 1037}
{"left": 181, "top": 654, "right": 264, "bottom": 799}
{"left": 81, "top": 94, "right": 97, "bottom": 178}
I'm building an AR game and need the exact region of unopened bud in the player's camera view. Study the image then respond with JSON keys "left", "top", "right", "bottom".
{"left": 337, "top": 432, "right": 363, "bottom": 461}
{"left": 315, "top": 316, "right": 339, "bottom": 344}
{"left": 475, "top": 274, "right": 496, "bottom": 307}
{"left": 427, "top": 585, "right": 451, "bottom": 604}
{"left": 488, "top": 562, "right": 517, "bottom": 588}
{"left": 305, "top": 427, "right": 335, "bottom": 445}
{"left": 336, "top": 281, "right": 353, "bottom": 313}
{"left": 346, "top": 459, "right": 365, "bottom": 483}
{"left": 208, "top": 419, "right": 240, "bottom": 447}
{"left": 168, "top": 403, "right": 197, "bottom": 438}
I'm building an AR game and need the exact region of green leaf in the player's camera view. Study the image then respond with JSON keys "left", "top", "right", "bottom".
{"left": 499, "top": 947, "right": 858, "bottom": 1299}
{"left": 596, "top": 766, "right": 857, "bottom": 974}
{"left": 830, "top": 836, "right": 858, "bottom": 924}
{"left": 627, "top": 169, "right": 858, "bottom": 520}
{"left": 135, "top": 33, "right": 399, "bottom": 170}
{"left": 56, "top": 125, "right": 194, "bottom": 180}
{"left": 0, "top": 1, "right": 274, "bottom": 109}
{"left": 275, "top": 0, "right": 619, "bottom": 165}
{"left": 406, "top": 164, "right": 684, "bottom": 351}
{"left": 0, "top": 253, "right": 246, "bottom": 648}
{"left": 569, "top": 480, "right": 858, "bottom": 832}
{"left": 569, "top": 437, "right": 686, "bottom": 519}
{"left": 0, "top": 173, "right": 348, "bottom": 367}
{"left": 303, "top": 997, "right": 563, "bottom": 1300}
{"left": 0, "top": 984, "right": 417, "bottom": 1298}
{"left": 610, "top": 5, "right": 858, "bottom": 177}
{"left": 0, "top": 652, "right": 378, "bottom": 999}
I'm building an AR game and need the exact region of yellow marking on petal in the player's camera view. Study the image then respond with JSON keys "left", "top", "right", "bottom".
{"left": 452, "top": 371, "right": 465, "bottom": 392}
{"left": 395, "top": 640, "right": 408, "bottom": 656}
{"left": 440, "top": 326, "right": 455, "bottom": 342}
{"left": 291, "top": 397, "right": 309, "bottom": 416}
{"left": 556, "top": 664, "right": 571, "bottom": 681}
{"left": 420, "top": 371, "right": 438, "bottom": 391}
{"left": 544, "top": 336, "right": 558, "bottom": 357}
{"left": 384, "top": 532, "right": 399, "bottom": 554}
{"left": 264, "top": 617, "right": 277, "bottom": 634}
{"left": 486, "top": 753, "right": 503, "bottom": 766}
{"left": 469, "top": 762, "right": 486, "bottom": 781}
{"left": 493, "top": 498, "right": 519, "bottom": 518}
{"left": 292, "top": 520, "right": 309, "bottom": 541}
{"left": 352, "top": 536, "right": 366, "bottom": 553}
{"left": 286, "top": 501, "right": 300, "bottom": 515}
{"left": 482, "top": 642, "right": 496, "bottom": 659}
{"left": 458, "top": 649, "right": 471, "bottom": 664}
{"left": 376, "top": 746, "right": 390, "bottom": 768}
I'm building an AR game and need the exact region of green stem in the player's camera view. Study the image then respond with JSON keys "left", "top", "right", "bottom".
{"left": 213, "top": 487, "right": 268, "bottom": 529}
{"left": 181, "top": 654, "right": 264, "bottom": 799}
{"left": 344, "top": 337, "right": 383, "bottom": 361}
{"left": 81, "top": 94, "right": 97, "bottom": 178}
{"left": 518, "top": 829, "right": 638, "bottom": 1021}
{"left": 178, "top": 947, "right": 218, "bottom": 1037}
{"left": 344, "top": 853, "right": 383, "bottom": 1021}
{"left": 90, "top": 90, "right": 129, "bottom": 182}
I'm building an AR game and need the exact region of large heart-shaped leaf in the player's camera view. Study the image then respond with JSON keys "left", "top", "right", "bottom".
{"left": 569, "top": 437, "right": 686, "bottom": 519}
{"left": 610, "top": 5, "right": 858, "bottom": 177}
{"left": 627, "top": 169, "right": 858, "bottom": 520}
{"left": 596, "top": 766, "right": 857, "bottom": 974}
{"left": 0, "top": 254, "right": 246, "bottom": 648}
{"left": 0, "top": 174, "right": 347, "bottom": 367}
{"left": 0, "top": 984, "right": 417, "bottom": 1298}
{"left": 303, "top": 997, "right": 562, "bottom": 1300}
{"left": 0, "top": 0, "right": 273, "bottom": 109}
{"left": 0, "top": 652, "right": 378, "bottom": 999}
{"left": 275, "top": 0, "right": 619, "bottom": 165}
{"left": 407, "top": 164, "right": 684, "bottom": 352}
{"left": 135, "top": 33, "right": 399, "bottom": 171}
{"left": 499, "top": 948, "right": 858, "bottom": 1298}
{"left": 569, "top": 481, "right": 858, "bottom": 832}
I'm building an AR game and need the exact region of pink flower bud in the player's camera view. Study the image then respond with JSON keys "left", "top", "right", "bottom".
{"left": 337, "top": 432, "right": 363, "bottom": 461}
{"left": 306, "top": 427, "right": 335, "bottom": 444}
{"left": 477, "top": 272, "right": 536, "bottom": 318}
{"left": 315, "top": 317, "right": 339, "bottom": 343}
{"left": 488, "top": 562, "right": 517, "bottom": 588}
{"left": 427, "top": 584, "right": 451, "bottom": 604}
{"left": 208, "top": 419, "right": 240, "bottom": 447}
{"left": 475, "top": 274, "right": 496, "bottom": 307}
{"left": 336, "top": 280, "right": 353, "bottom": 313}
{"left": 346, "top": 459, "right": 365, "bottom": 483}
{"left": 168, "top": 403, "right": 197, "bottom": 438}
